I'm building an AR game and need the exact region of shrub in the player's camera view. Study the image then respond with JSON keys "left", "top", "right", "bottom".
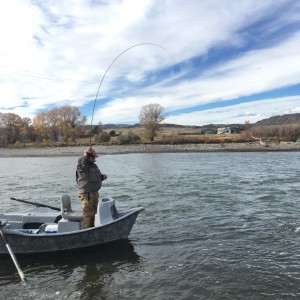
{"left": 251, "top": 124, "right": 300, "bottom": 142}
{"left": 109, "top": 130, "right": 117, "bottom": 136}
{"left": 118, "top": 131, "right": 141, "bottom": 144}
{"left": 94, "top": 132, "right": 110, "bottom": 143}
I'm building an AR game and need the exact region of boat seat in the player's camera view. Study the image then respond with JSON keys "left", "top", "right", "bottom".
{"left": 61, "top": 194, "right": 83, "bottom": 221}
{"left": 0, "top": 219, "right": 7, "bottom": 227}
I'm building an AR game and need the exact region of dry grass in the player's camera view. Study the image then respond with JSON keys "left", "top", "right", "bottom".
{"left": 161, "top": 134, "right": 244, "bottom": 144}
{"left": 103, "top": 126, "right": 244, "bottom": 144}
{"left": 8, "top": 124, "right": 299, "bottom": 148}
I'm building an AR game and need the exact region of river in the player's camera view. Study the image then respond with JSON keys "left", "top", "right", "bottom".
{"left": 0, "top": 152, "right": 300, "bottom": 299}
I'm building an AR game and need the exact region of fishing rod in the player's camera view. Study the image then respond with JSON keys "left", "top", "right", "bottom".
{"left": 0, "top": 220, "right": 26, "bottom": 282}
{"left": 89, "top": 43, "right": 169, "bottom": 145}
{"left": 10, "top": 197, "right": 60, "bottom": 211}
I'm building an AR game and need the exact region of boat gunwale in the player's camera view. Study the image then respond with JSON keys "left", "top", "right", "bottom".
{"left": 3, "top": 207, "right": 144, "bottom": 237}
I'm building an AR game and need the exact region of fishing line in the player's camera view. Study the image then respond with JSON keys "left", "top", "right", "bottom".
{"left": 89, "top": 43, "right": 169, "bottom": 145}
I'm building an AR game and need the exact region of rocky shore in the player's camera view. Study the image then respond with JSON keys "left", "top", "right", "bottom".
{"left": 0, "top": 141, "right": 300, "bottom": 157}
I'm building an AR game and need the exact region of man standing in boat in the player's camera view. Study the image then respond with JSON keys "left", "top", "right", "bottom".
{"left": 76, "top": 146, "right": 107, "bottom": 229}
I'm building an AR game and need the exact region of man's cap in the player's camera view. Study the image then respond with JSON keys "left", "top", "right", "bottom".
{"left": 84, "top": 147, "right": 99, "bottom": 158}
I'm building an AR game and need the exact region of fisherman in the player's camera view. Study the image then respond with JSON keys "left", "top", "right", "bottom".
{"left": 76, "top": 146, "right": 107, "bottom": 229}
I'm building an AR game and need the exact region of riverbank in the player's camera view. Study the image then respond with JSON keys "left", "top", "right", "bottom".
{"left": 0, "top": 141, "right": 300, "bottom": 157}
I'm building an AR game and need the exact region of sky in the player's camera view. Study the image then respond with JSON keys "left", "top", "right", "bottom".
{"left": 0, "top": 0, "right": 300, "bottom": 126}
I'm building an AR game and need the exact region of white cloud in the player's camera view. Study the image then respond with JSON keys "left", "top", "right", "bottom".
{"left": 0, "top": 0, "right": 299, "bottom": 125}
{"left": 166, "top": 96, "right": 300, "bottom": 125}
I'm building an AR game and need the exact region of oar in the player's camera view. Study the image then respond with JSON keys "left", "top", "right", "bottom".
{"left": 0, "top": 220, "right": 26, "bottom": 282}
{"left": 10, "top": 197, "right": 60, "bottom": 211}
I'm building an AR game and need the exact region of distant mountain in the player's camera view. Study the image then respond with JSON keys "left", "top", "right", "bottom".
{"left": 103, "top": 123, "right": 139, "bottom": 129}
{"left": 98, "top": 113, "right": 300, "bottom": 130}
{"left": 102, "top": 123, "right": 202, "bottom": 129}
{"left": 162, "top": 123, "right": 202, "bottom": 128}
{"left": 200, "top": 123, "right": 243, "bottom": 129}
{"left": 254, "top": 113, "right": 300, "bottom": 126}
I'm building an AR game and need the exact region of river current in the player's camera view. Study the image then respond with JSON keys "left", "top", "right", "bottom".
{"left": 0, "top": 152, "right": 300, "bottom": 299}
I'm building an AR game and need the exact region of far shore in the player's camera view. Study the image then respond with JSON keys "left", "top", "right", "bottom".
{"left": 0, "top": 142, "right": 300, "bottom": 157}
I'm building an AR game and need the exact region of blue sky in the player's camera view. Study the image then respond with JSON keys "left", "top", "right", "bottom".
{"left": 0, "top": 0, "right": 300, "bottom": 126}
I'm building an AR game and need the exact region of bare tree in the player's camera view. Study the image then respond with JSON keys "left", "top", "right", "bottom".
{"left": 240, "top": 120, "right": 252, "bottom": 140}
{"left": 46, "top": 108, "right": 60, "bottom": 141}
{"left": 0, "top": 112, "right": 23, "bottom": 144}
{"left": 32, "top": 106, "right": 87, "bottom": 143}
{"left": 19, "top": 117, "right": 35, "bottom": 144}
{"left": 59, "top": 106, "right": 87, "bottom": 142}
{"left": 33, "top": 112, "right": 49, "bottom": 141}
{"left": 139, "top": 103, "right": 167, "bottom": 141}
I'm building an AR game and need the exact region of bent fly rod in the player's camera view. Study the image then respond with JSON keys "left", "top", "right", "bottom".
{"left": 89, "top": 43, "right": 169, "bottom": 145}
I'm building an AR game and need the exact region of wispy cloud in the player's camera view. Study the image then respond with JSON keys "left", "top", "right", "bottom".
{"left": 0, "top": 0, "right": 299, "bottom": 125}
{"left": 167, "top": 95, "right": 300, "bottom": 125}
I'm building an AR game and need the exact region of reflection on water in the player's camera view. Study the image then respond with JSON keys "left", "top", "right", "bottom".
{"left": 0, "top": 240, "right": 140, "bottom": 299}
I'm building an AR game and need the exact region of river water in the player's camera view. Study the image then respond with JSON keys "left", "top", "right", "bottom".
{"left": 0, "top": 152, "right": 300, "bottom": 299}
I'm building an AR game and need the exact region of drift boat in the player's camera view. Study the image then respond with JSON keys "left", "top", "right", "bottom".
{"left": 0, "top": 195, "right": 144, "bottom": 255}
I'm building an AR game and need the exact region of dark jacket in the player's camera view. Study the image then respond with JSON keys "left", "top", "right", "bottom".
{"left": 76, "top": 156, "right": 103, "bottom": 193}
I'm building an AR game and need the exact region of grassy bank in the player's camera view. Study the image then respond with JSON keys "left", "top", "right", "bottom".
{"left": 3, "top": 133, "right": 249, "bottom": 149}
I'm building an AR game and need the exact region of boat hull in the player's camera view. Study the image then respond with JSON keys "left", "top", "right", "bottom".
{"left": 0, "top": 208, "right": 143, "bottom": 255}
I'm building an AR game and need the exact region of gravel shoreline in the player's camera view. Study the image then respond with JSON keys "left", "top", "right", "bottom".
{"left": 0, "top": 142, "right": 300, "bottom": 157}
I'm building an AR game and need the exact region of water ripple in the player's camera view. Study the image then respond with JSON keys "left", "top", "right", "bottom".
{"left": 1, "top": 152, "right": 300, "bottom": 299}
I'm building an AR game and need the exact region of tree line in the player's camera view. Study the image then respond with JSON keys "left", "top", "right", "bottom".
{"left": 1, "top": 103, "right": 299, "bottom": 146}
{"left": 0, "top": 103, "right": 167, "bottom": 146}
{"left": 0, "top": 106, "right": 87, "bottom": 146}
{"left": 2, "top": 103, "right": 300, "bottom": 146}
